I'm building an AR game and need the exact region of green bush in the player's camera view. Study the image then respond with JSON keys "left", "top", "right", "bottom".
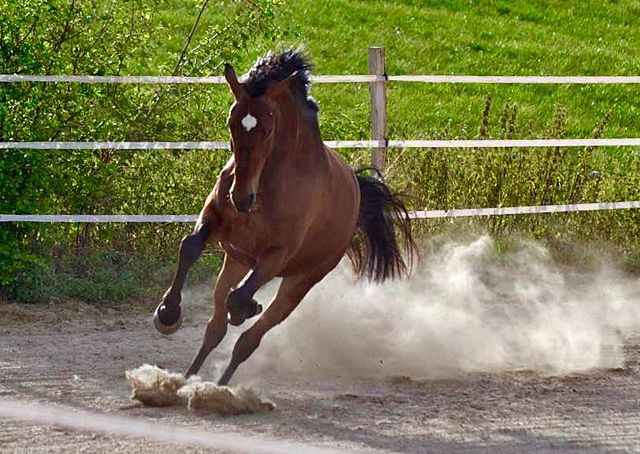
{"left": 0, "top": 0, "right": 290, "bottom": 292}
{"left": 387, "top": 95, "right": 640, "bottom": 246}
{"left": 8, "top": 260, "right": 56, "bottom": 303}
{"left": 6, "top": 248, "right": 223, "bottom": 304}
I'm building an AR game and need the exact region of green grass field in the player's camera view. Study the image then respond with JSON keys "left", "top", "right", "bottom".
{"left": 138, "top": 0, "right": 640, "bottom": 269}
{"left": 288, "top": 0, "right": 639, "bottom": 142}
{"left": 151, "top": 0, "right": 640, "bottom": 142}
{"left": 144, "top": 0, "right": 640, "bottom": 234}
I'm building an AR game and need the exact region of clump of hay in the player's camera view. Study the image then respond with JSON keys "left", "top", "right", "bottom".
{"left": 125, "top": 364, "right": 187, "bottom": 407}
{"left": 178, "top": 382, "right": 275, "bottom": 415}
{"left": 125, "top": 364, "right": 275, "bottom": 415}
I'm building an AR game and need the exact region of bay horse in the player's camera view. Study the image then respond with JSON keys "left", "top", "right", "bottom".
{"left": 153, "top": 50, "right": 417, "bottom": 386}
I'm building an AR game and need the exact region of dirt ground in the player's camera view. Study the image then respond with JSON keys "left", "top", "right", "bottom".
{"left": 1, "top": 295, "right": 640, "bottom": 454}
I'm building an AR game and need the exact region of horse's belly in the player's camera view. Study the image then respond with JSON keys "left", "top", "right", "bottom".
{"left": 279, "top": 217, "right": 357, "bottom": 277}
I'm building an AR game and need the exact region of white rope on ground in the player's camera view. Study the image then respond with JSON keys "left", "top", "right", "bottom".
{"left": 4, "top": 74, "right": 640, "bottom": 84}
{"left": 0, "top": 399, "right": 367, "bottom": 454}
{"left": 3, "top": 138, "right": 640, "bottom": 150}
{"left": 3, "top": 202, "right": 639, "bottom": 223}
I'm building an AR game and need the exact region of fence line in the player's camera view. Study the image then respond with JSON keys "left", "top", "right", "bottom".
{"left": 3, "top": 46, "right": 640, "bottom": 222}
{"left": 3, "top": 202, "right": 639, "bottom": 223}
{"left": 410, "top": 201, "right": 640, "bottom": 219}
{"left": 4, "top": 74, "right": 640, "bottom": 84}
{"left": 0, "top": 140, "right": 375, "bottom": 150}
{"left": 389, "top": 138, "right": 640, "bottom": 148}
{"left": 0, "top": 74, "right": 381, "bottom": 84}
{"left": 3, "top": 138, "right": 640, "bottom": 150}
{"left": 0, "top": 215, "right": 198, "bottom": 223}
{"left": 387, "top": 75, "right": 640, "bottom": 84}
{"left": 0, "top": 141, "right": 231, "bottom": 150}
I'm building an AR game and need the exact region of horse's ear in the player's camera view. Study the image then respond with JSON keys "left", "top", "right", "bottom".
{"left": 265, "top": 71, "right": 298, "bottom": 100}
{"left": 224, "top": 63, "right": 244, "bottom": 100}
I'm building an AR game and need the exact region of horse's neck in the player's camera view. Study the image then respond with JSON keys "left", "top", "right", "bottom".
{"left": 259, "top": 108, "right": 326, "bottom": 196}
{"left": 272, "top": 106, "right": 324, "bottom": 166}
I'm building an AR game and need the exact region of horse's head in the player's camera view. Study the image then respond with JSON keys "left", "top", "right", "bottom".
{"left": 224, "top": 63, "right": 295, "bottom": 213}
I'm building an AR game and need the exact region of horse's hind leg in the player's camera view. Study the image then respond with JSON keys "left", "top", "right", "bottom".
{"left": 154, "top": 220, "right": 217, "bottom": 334}
{"left": 218, "top": 272, "right": 323, "bottom": 386}
{"left": 185, "top": 255, "right": 249, "bottom": 377}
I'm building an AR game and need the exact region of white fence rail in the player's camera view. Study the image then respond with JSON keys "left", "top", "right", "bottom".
{"left": 3, "top": 138, "right": 640, "bottom": 150}
{"left": 4, "top": 74, "right": 640, "bottom": 84}
{"left": 0, "top": 74, "right": 381, "bottom": 84}
{"left": 2, "top": 202, "right": 640, "bottom": 223}
{"left": 2, "top": 46, "right": 640, "bottom": 223}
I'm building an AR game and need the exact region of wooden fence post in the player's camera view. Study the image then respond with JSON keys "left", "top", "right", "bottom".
{"left": 368, "top": 46, "right": 387, "bottom": 175}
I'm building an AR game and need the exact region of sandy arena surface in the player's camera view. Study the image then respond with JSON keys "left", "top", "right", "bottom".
{"left": 1, "top": 295, "right": 640, "bottom": 454}
{"left": 3, "top": 237, "right": 640, "bottom": 453}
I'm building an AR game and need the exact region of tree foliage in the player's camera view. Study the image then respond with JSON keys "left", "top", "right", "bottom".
{"left": 0, "top": 0, "right": 289, "bottom": 290}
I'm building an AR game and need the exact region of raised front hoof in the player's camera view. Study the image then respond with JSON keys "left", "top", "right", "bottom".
{"left": 227, "top": 300, "right": 262, "bottom": 326}
{"left": 153, "top": 305, "right": 183, "bottom": 335}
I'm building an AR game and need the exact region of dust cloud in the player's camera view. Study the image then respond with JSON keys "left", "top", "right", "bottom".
{"left": 205, "top": 236, "right": 640, "bottom": 382}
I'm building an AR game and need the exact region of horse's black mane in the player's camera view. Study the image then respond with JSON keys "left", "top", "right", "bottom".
{"left": 244, "top": 49, "right": 318, "bottom": 112}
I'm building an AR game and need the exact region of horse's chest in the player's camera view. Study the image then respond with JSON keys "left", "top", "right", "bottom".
{"left": 218, "top": 213, "right": 269, "bottom": 260}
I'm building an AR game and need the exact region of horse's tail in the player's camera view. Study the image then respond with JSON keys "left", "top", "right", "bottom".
{"left": 347, "top": 169, "right": 419, "bottom": 282}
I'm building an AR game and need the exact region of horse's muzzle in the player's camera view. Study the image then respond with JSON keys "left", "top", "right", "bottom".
{"left": 153, "top": 305, "right": 183, "bottom": 335}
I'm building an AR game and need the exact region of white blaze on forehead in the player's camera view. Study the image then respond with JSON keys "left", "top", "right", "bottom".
{"left": 241, "top": 113, "right": 257, "bottom": 132}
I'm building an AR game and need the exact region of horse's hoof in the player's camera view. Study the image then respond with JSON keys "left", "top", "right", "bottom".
{"left": 227, "top": 312, "right": 245, "bottom": 326}
{"left": 153, "top": 306, "right": 183, "bottom": 335}
{"left": 226, "top": 288, "right": 247, "bottom": 310}
{"left": 227, "top": 299, "right": 262, "bottom": 326}
{"left": 247, "top": 302, "right": 263, "bottom": 318}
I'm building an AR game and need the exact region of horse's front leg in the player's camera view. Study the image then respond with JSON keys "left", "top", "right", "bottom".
{"left": 153, "top": 220, "right": 218, "bottom": 335}
{"left": 185, "top": 254, "right": 249, "bottom": 377}
{"left": 226, "top": 246, "right": 289, "bottom": 326}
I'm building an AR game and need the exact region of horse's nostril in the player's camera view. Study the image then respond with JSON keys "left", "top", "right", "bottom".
{"left": 231, "top": 192, "right": 256, "bottom": 213}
